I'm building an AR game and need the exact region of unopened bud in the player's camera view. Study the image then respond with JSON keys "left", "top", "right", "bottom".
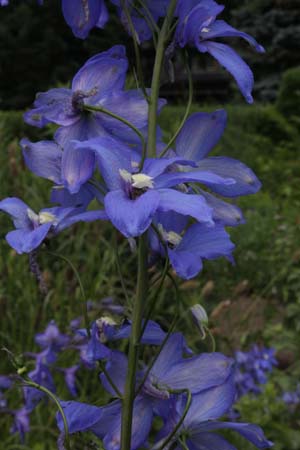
{"left": 190, "top": 304, "right": 208, "bottom": 339}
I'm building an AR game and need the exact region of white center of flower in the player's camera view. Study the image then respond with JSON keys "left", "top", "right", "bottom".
{"left": 158, "top": 224, "right": 182, "bottom": 247}
{"left": 119, "top": 169, "right": 132, "bottom": 183}
{"left": 166, "top": 231, "right": 182, "bottom": 247}
{"left": 27, "top": 208, "right": 39, "bottom": 223}
{"left": 38, "top": 212, "right": 56, "bottom": 224}
{"left": 131, "top": 173, "right": 154, "bottom": 189}
{"left": 119, "top": 169, "right": 154, "bottom": 190}
{"left": 201, "top": 27, "right": 210, "bottom": 33}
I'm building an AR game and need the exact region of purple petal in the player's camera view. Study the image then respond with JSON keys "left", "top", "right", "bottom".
{"left": 24, "top": 88, "right": 75, "bottom": 127}
{"left": 57, "top": 400, "right": 107, "bottom": 434}
{"left": 157, "top": 189, "right": 213, "bottom": 225}
{"left": 193, "top": 422, "right": 273, "bottom": 449}
{"left": 100, "top": 351, "right": 127, "bottom": 396}
{"left": 62, "top": 0, "right": 103, "bottom": 39}
{"left": 198, "top": 41, "right": 254, "bottom": 103}
{"left": 197, "top": 157, "right": 261, "bottom": 197}
{"left": 143, "top": 157, "right": 196, "bottom": 178}
{"left": 61, "top": 142, "right": 95, "bottom": 194}
{"left": 175, "top": 110, "right": 227, "bottom": 161}
{"left": 56, "top": 209, "right": 108, "bottom": 232}
{"left": 0, "top": 197, "right": 32, "bottom": 229}
{"left": 157, "top": 352, "right": 234, "bottom": 394}
{"left": 74, "top": 136, "right": 132, "bottom": 190}
{"left": 201, "top": 20, "right": 265, "bottom": 53}
{"left": 21, "top": 138, "right": 62, "bottom": 184}
{"left": 151, "top": 333, "right": 186, "bottom": 379}
{"left": 188, "top": 433, "right": 237, "bottom": 450}
{"left": 103, "top": 398, "right": 153, "bottom": 450}
{"left": 185, "top": 375, "right": 236, "bottom": 426}
{"left": 96, "top": 2, "right": 109, "bottom": 28}
{"left": 6, "top": 223, "right": 52, "bottom": 254}
{"left": 72, "top": 48, "right": 128, "bottom": 98}
{"left": 199, "top": 189, "right": 245, "bottom": 226}
{"left": 155, "top": 170, "right": 235, "bottom": 189}
{"left": 54, "top": 115, "right": 106, "bottom": 149}
{"left": 104, "top": 189, "right": 160, "bottom": 237}
{"left": 179, "top": 223, "right": 235, "bottom": 260}
{"left": 168, "top": 248, "right": 203, "bottom": 280}
{"left": 98, "top": 90, "right": 159, "bottom": 141}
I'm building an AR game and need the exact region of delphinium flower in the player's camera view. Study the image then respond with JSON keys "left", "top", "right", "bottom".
{"left": 282, "top": 385, "right": 300, "bottom": 409}
{"left": 73, "top": 134, "right": 236, "bottom": 238}
{"left": 56, "top": 332, "right": 272, "bottom": 450}
{"left": 173, "top": 0, "right": 265, "bottom": 103}
{"left": 234, "top": 345, "right": 278, "bottom": 398}
{"left": 24, "top": 45, "right": 155, "bottom": 194}
{"left": 0, "top": 197, "right": 107, "bottom": 254}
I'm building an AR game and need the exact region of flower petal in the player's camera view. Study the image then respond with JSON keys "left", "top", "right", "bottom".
{"left": 198, "top": 41, "right": 254, "bottom": 103}
{"left": 0, "top": 197, "right": 32, "bottom": 229}
{"left": 193, "top": 421, "right": 273, "bottom": 449}
{"left": 104, "top": 189, "right": 160, "bottom": 237}
{"left": 188, "top": 433, "right": 237, "bottom": 450}
{"left": 61, "top": 142, "right": 95, "bottom": 194}
{"left": 24, "top": 88, "right": 75, "bottom": 127}
{"left": 199, "top": 189, "right": 245, "bottom": 226}
{"left": 21, "top": 138, "right": 62, "bottom": 184}
{"left": 158, "top": 352, "right": 234, "bottom": 394}
{"left": 62, "top": 0, "right": 103, "bottom": 39}
{"left": 197, "top": 157, "right": 261, "bottom": 197}
{"left": 74, "top": 135, "right": 132, "bottom": 190}
{"left": 5, "top": 223, "right": 52, "bottom": 254}
{"left": 178, "top": 223, "right": 235, "bottom": 260}
{"left": 185, "top": 375, "right": 236, "bottom": 426}
{"left": 176, "top": 110, "right": 227, "bottom": 161}
{"left": 72, "top": 46, "right": 128, "bottom": 97}
{"left": 168, "top": 248, "right": 203, "bottom": 280}
{"left": 157, "top": 189, "right": 213, "bottom": 225}
{"left": 155, "top": 170, "right": 235, "bottom": 190}
{"left": 200, "top": 20, "right": 265, "bottom": 53}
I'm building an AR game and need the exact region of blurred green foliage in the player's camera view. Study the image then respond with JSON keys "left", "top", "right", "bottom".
{"left": 276, "top": 66, "right": 300, "bottom": 122}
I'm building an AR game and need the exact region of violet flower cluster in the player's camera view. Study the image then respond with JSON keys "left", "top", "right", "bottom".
{"left": 0, "top": 39, "right": 262, "bottom": 278}
{"left": 234, "top": 346, "right": 278, "bottom": 399}
{"left": 0, "top": 1, "right": 273, "bottom": 449}
{"left": 0, "top": 316, "right": 273, "bottom": 450}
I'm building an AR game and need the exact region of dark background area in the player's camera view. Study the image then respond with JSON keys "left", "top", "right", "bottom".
{"left": 0, "top": 0, "right": 299, "bottom": 109}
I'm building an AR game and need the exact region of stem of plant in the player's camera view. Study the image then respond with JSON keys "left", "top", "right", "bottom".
{"left": 120, "top": 233, "right": 148, "bottom": 450}
{"left": 147, "top": 0, "right": 178, "bottom": 157}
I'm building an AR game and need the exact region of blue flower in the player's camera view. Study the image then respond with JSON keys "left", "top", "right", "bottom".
{"left": 24, "top": 46, "right": 152, "bottom": 193}
{"left": 154, "top": 373, "right": 273, "bottom": 449}
{"left": 0, "top": 197, "right": 107, "bottom": 254}
{"left": 74, "top": 135, "right": 235, "bottom": 238}
{"left": 175, "top": 0, "right": 265, "bottom": 102}
{"left": 151, "top": 214, "right": 235, "bottom": 279}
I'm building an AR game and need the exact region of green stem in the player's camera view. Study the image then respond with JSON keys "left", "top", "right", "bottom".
{"left": 22, "top": 379, "right": 71, "bottom": 450}
{"left": 136, "top": 314, "right": 178, "bottom": 396}
{"left": 159, "top": 52, "right": 193, "bottom": 157}
{"left": 147, "top": 0, "right": 178, "bottom": 157}
{"left": 156, "top": 389, "right": 192, "bottom": 450}
{"left": 120, "top": 234, "right": 148, "bottom": 450}
{"left": 139, "top": 255, "right": 169, "bottom": 340}
{"left": 113, "top": 233, "right": 131, "bottom": 307}
{"left": 121, "top": 0, "right": 150, "bottom": 100}
{"left": 83, "top": 104, "right": 146, "bottom": 157}
{"left": 46, "top": 251, "right": 90, "bottom": 339}
{"left": 99, "top": 361, "right": 123, "bottom": 398}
